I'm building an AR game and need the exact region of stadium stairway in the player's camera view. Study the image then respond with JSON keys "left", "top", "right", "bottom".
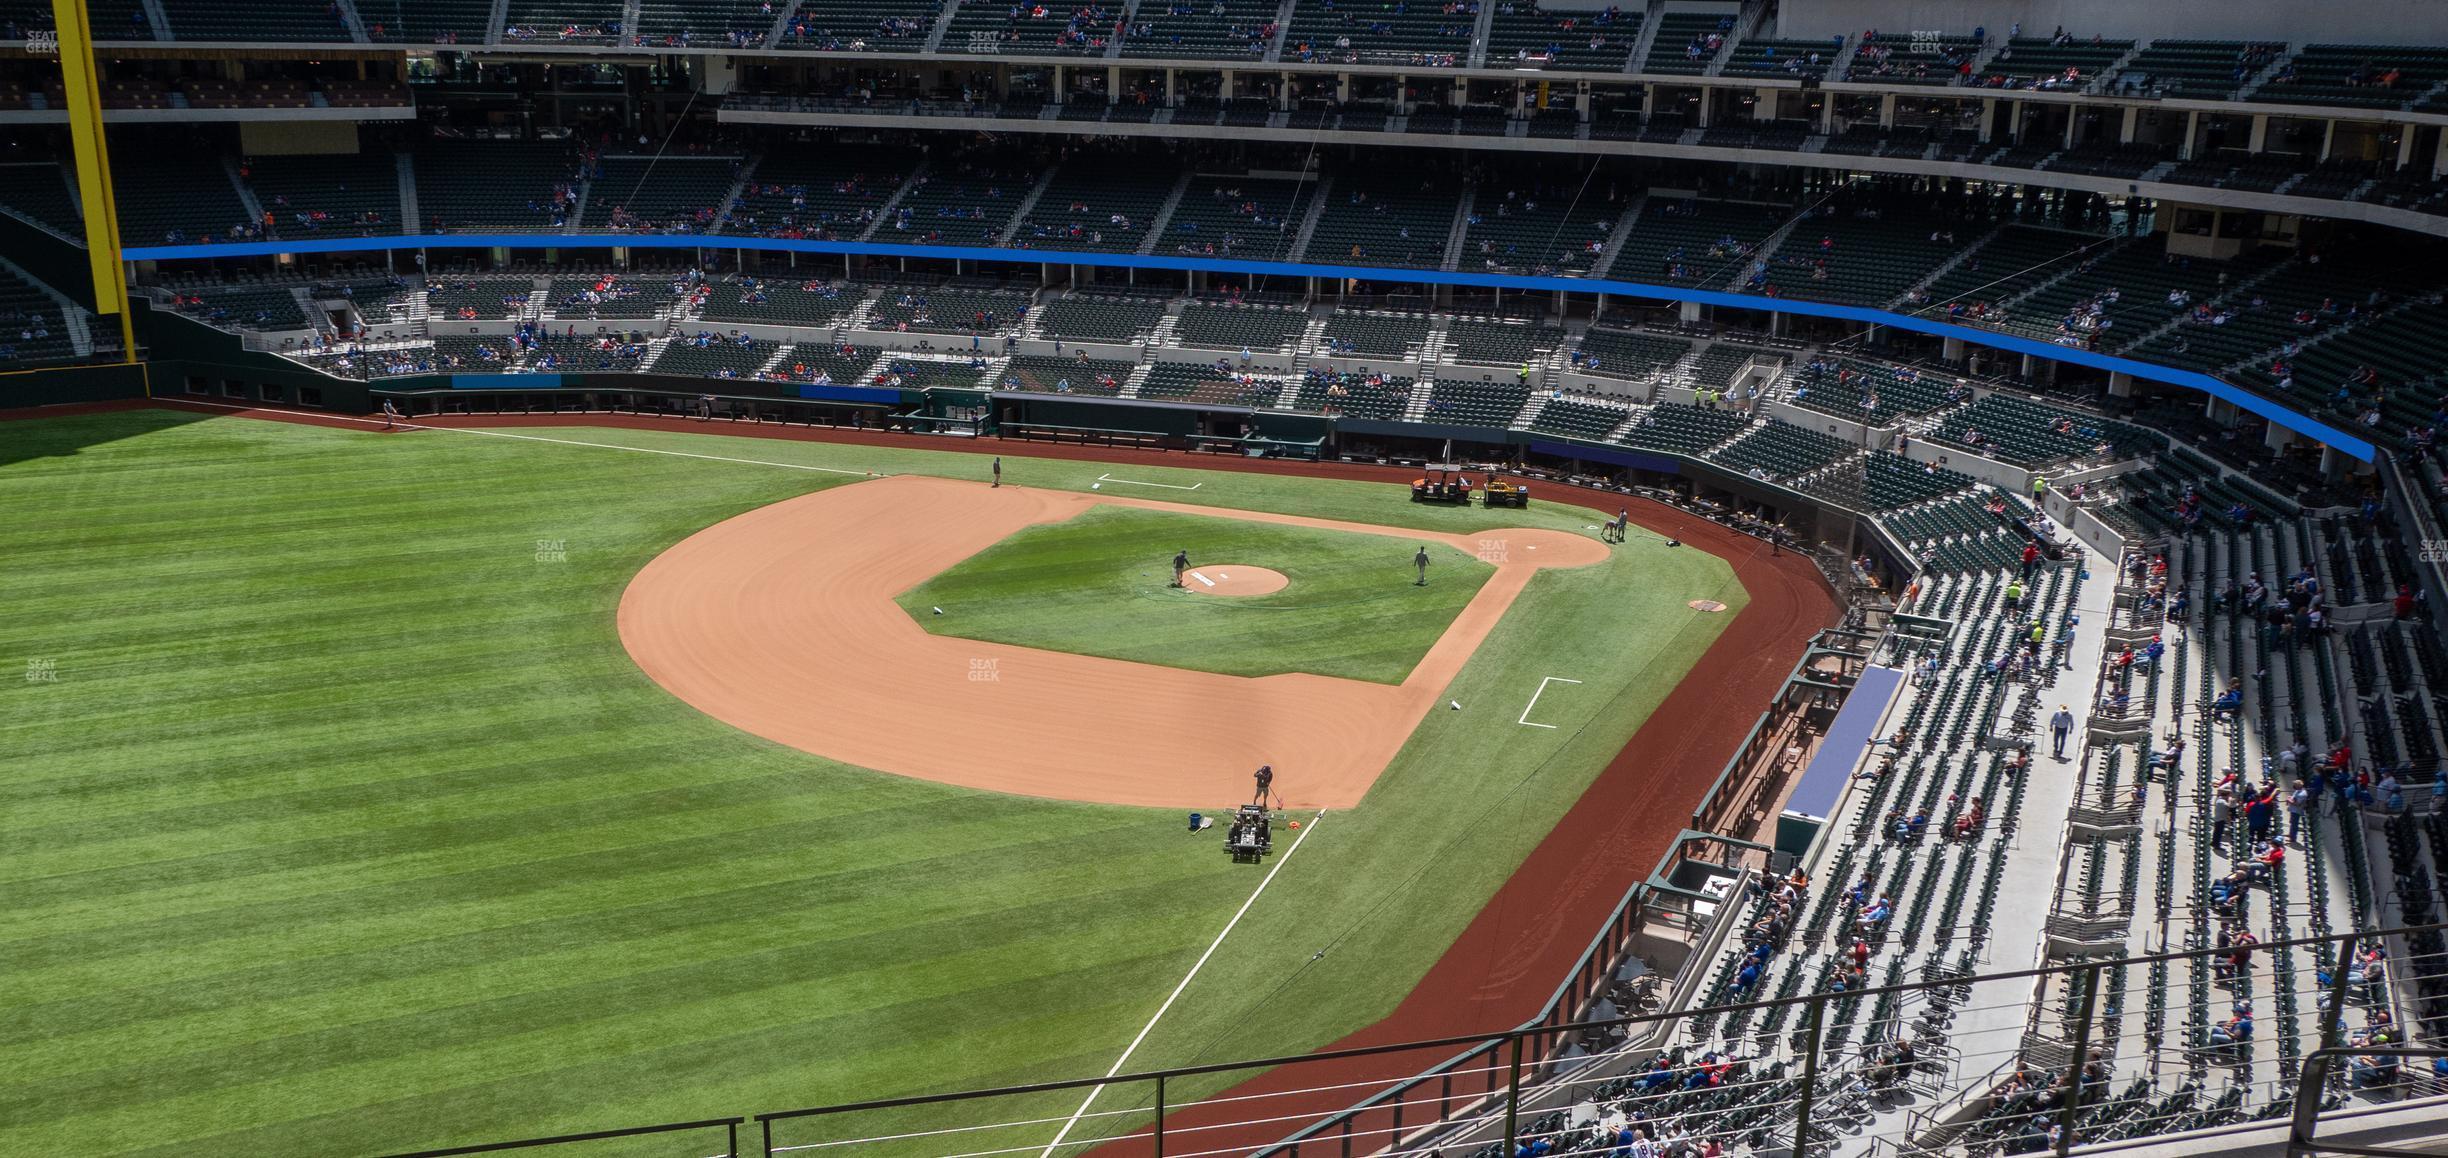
{"left": 710, "top": 157, "right": 758, "bottom": 234}
{"left": 1890, "top": 222, "right": 2007, "bottom": 311}
{"left": 921, "top": 0, "right": 957, "bottom": 51}
{"left": 1285, "top": 174, "right": 1336, "bottom": 262}
{"left": 1586, "top": 194, "right": 1648, "bottom": 280}
{"left": 994, "top": 167, "right": 1061, "bottom": 246}
{"left": 1135, "top": 172, "right": 1195, "bottom": 255}
{"left": 1464, "top": 0, "right": 1495, "bottom": 67}
{"left": 1263, "top": 0, "right": 1297, "bottom": 61}
{"left": 1726, "top": 211, "right": 1805, "bottom": 293}
{"left": 395, "top": 154, "right": 422, "bottom": 233}
{"left": 1440, "top": 189, "right": 1477, "bottom": 273}
{"left": 856, "top": 162, "right": 933, "bottom": 243}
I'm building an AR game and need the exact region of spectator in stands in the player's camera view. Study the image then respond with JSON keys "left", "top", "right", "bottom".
{"left": 2049, "top": 705, "right": 2074, "bottom": 760}
{"left": 2207, "top": 1003, "right": 2254, "bottom": 1050}
{"left": 2211, "top": 679, "right": 2244, "bottom": 722}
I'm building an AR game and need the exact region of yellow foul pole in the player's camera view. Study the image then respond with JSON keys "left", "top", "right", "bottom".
{"left": 48, "top": 0, "right": 140, "bottom": 369}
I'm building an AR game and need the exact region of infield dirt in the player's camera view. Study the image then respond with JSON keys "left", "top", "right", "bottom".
{"left": 616, "top": 474, "right": 1609, "bottom": 809}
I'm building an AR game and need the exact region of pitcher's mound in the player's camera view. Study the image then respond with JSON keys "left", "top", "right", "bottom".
{"left": 1181, "top": 566, "right": 1289, "bottom": 597}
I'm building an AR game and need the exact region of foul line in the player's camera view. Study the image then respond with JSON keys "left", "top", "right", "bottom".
{"left": 1516, "top": 677, "right": 1583, "bottom": 729}
{"left": 1097, "top": 472, "right": 1201, "bottom": 491}
{"left": 1035, "top": 810, "right": 1326, "bottom": 1158}
{"left": 170, "top": 401, "right": 877, "bottom": 476}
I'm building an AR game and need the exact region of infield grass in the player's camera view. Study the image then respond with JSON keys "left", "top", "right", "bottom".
{"left": 0, "top": 410, "right": 1749, "bottom": 1158}
{"left": 897, "top": 506, "right": 1493, "bottom": 683}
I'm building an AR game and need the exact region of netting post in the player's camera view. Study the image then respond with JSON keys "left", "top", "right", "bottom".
{"left": 2055, "top": 963, "right": 2101, "bottom": 1158}
{"left": 1154, "top": 1074, "right": 1167, "bottom": 1158}
{"left": 2293, "top": 931, "right": 2363, "bottom": 1143}
{"left": 760, "top": 1118, "right": 772, "bottom": 1158}
{"left": 1503, "top": 1035, "right": 1525, "bottom": 1152}
{"left": 1793, "top": 995, "right": 1826, "bottom": 1158}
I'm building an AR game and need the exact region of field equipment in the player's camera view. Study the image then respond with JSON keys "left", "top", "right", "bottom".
{"left": 1411, "top": 464, "right": 1474, "bottom": 505}
{"left": 1224, "top": 804, "right": 1272, "bottom": 861}
{"left": 1483, "top": 477, "right": 1531, "bottom": 508}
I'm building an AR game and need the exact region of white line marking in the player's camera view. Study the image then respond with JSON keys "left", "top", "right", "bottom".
{"left": 1096, "top": 471, "right": 1201, "bottom": 491}
{"left": 170, "top": 401, "right": 876, "bottom": 476}
{"left": 1035, "top": 811, "right": 1326, "bottom": 1158}
{"left": 1191, "top": 570, "right": 1217, "bottom": 588}
{"left": 1516, "top": 676, "right": 1584, "bottom": 729}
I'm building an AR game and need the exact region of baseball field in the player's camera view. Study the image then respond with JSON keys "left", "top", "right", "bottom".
{"left": 0, "top": 404, "right": 1812, "bottom": 1157}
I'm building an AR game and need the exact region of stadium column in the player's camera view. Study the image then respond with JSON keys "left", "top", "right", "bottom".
{"left": 50, "top": 0, "right": 137, "bottom": 367}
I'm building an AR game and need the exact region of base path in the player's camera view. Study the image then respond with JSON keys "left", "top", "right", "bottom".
{"left": 617, "top": 475, "right": 1606, "bottom": 809}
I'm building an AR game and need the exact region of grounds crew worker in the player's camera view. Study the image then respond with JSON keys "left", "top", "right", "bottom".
{"left": 1254, "top": 764, "right": 1274, "bottom": 807}
{"left": 1172, "top": 549, "right": 1191, "bottom": 588}
{"left": 1415, "top": 545, "right": 1431, "bottom": 586}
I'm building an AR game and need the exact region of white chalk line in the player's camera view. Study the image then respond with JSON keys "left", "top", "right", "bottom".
{"left": 172, "top": 400, "right": 877, "bottom": 476}
{"left": 1034, "top": 810, "right": 1326, "bottom": 1158}
{"left": 1097, "top": 471, "right": 1201, "bottom": 491}
{"left": 1191, "top": 570, "right": 1218, "bottom": 588}
{"left": 1516, "top": 676, "right": 1583, "bottom": 729}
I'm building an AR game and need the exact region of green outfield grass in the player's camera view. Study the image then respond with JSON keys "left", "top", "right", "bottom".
{"left": 897, "top": 506, "right": 1492, "bottom": 684}
{"left": 0, "top": 411, "right": 1748, "bottom": 1158}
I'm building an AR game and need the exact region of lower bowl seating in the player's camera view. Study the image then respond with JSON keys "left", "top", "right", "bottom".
{"left": 1172, "top": 302, "right": 1308, "bottom": 352}
{"left": 868, "top": 287, "right": 1033, "bottom": 334}
{"left": 698, "top": 277, "right": 859, "bottom": 327}
{"left": 1289, "top": 367, "right": 1410, "bottom": 417}
{"left": 1712, "top": 419, "right": 1856, "bottom": 480}
{"left": 999, "top": 354, "right": 1134, "bottom": 396}
{"left": 1482, "top": 1, "right": 1639, "bottom": 71}
{"left": 1423, "top": 379, "right": 1532, "bottom": 426}
{"left": 1528, "top": 397, "right": 1632, "bottom": 440}
{"left": 427, "top": 278, "right": 535, "bottom": 321}
{"left": 1162, "top": 178, "right": 1317, "bottom": 262}
{"left": 1007, "top": 159, "right": 1179, "bottom": 254}
{"left": 1444, "top": 317, "right": 1562, "bottom": 368}
{"left": 654, "top": 333, "right": 780, "bottom": 377}
{"left": 1137, "top": 361, "right": 1284, "bottom": 406}
{"left": 588, "top": 156, "right": 741, "bottom": 234}
{"left": 1571, "top": 328, "right": 1690, "bottom": 381}
{"left": 1317, "top": 309, "right": 1431, "bottom": 358}
{"left": 1037, "top": 294, "right": 1169, "bottom": 343}
{"left": 726, "top": 147, "right": 916, "bottom": 239}
{"left": 1615, "top": 402, "right": 1750, "bottom": 454}
{"left": 777, "top": 0, "right": 943, "bottom": 50}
